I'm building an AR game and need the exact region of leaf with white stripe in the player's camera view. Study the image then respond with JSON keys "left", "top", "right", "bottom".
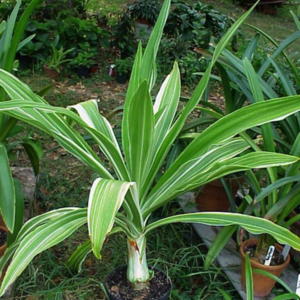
{"left": 143, "top": 152, "right": 299, "bottom": 215}
{"left": 88, "top": 178, "right": 133, "bottom": 259}
{"left": 145, "top": 212, "right": 300, "bottom": 251}
{"left": 0, "top": 208, "right": 87, "bottom": 296}
{"left": 70, "top": 100, "right": 121, "bottom": 152}
{"left": 153, "top": 62, "right": 180, "bottom": 149}
{"left": 124, "top": 81, "right": 154, "bottom": 188}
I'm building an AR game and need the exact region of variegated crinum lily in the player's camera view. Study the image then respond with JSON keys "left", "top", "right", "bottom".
{"left": 0, "top": 0, "right": 300, "bottom": 294}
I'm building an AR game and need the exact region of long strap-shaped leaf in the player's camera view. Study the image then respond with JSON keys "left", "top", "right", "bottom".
{"left": 141, "top": 4, "right": 258, "bottom": 199}
{"left": 88, "top": 178, "right": 133, "bottom": 259}
{"left": 124, "top": 81, "right": 154, "bottom": 189}
{"left": 145, "top": 212, "right": 300, "bottom": 251}
{"left": 150, "top": 95, "right": 300, "bottom": 199}
{"left": 0, "top": 208, "right": 87, "bottom": 296}
{"left": 0, "top": 143, "right": 15, "bottom": 232}
{"left": 70, "top": 100, "right": 121, "bottom": 154}
{"left": 143, "top": 152, "right": 299, "bottom": 215}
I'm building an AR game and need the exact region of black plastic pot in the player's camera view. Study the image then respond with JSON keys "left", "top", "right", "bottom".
{"left": 105, "top": 266, "right": 171, "bottom": 300}
{"left": 75, "top": 66, "right": 91, "bottom": 77}
{"left": 116, "top": 73, "right": 129, "bottom": 84}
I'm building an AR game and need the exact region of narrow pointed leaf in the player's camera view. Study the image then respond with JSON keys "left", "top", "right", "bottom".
{"left": 145, "top": 212, "right": 300, "bottom": 251}
{"left": 0, "top": 143, "right": 15, "bottom": 232}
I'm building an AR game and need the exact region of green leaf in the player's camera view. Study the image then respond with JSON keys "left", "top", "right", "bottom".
{"left": 273, "top": 294, "right": 300, "bottom": 300}
{"left": 154, "top": 95, "right": 300, "bottom": 193}
{"left": 22, "top": 138, "right": 43, "bottom": 175}
{"left": 7, "top": 179, "right": 24, "bottom": 245}
{"left": 145, "top": 212, "right": 300, "bottom": 251}
{"left": 0, "top": 143, "right": 15, "bottom": 232}
{"left": 0, "top": 208, "right": 87, "bottom": 296}
{"left": 124, "top": 81, "right": 154, "bottom": 188}
{"left": 141, "top": 0, "right": 171, "bottom": 87}
{"left": 245, "top": 254, "right": 254, "bottom": 300}
{"left": 67, "top": 240, "right": 91, "bottom": 273}
{"left": 70, "top": 100, "right": 121, "bottom": 152}
{"left": 204, "top": 225, "right": 237, "bottom": 269}
{"left": 88, "top": 178, "right": 133, "bottom": 258}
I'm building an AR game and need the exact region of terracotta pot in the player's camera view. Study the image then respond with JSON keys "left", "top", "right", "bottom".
{"left": 106, "top": 266, "right": 171, "bottom": 300}
{"left": 240, "top": 238, "right": 290, "bottom": 297}
{"left": 43, "top": 65, "right": 59, "bottom": 80}
{"left": 195, "top": 178, "right": 241, "bottom": 212}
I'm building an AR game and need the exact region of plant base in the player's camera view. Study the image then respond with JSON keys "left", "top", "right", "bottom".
{"left": 105, "top": 266, "right": 171, "bottom": 300}
{"left": 240, "top": 238, "right": 290, "bottom": 297}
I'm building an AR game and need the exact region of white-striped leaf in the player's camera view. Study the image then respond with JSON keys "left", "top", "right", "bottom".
{"left": 143, "top": 152, "right": 299, "bottom": 215}
{"left": 88, "top": 178, "right": 133, "bottom": 258}
{"left": 145, "top": 212, "right": 300, "bottom": 251}
{"left": 0, "top": 208, "right": 87, "bottom": 296}
{"left": 124, "top": 81, "right": 154, "bottom": 188}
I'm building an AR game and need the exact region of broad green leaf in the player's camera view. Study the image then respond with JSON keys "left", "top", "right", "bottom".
{"left": 70, "top": 100, "right": 121, "bottom": 153}
{"left": 204, "top": 225, "right": 237, "bottom": 269}
{"left": 140, "top": 4, "right": 256, "bottom": 200}
{"left": 153, "top": 62, "right": 181, "bottom": 149}
{"left": 7, "top": 179, "right": 24, "bottom": 245}
{"left": 0, "top": 143, "right": 15, "bottom": 232}
{"left": 22, "top": 138, "right": 43, "bottom": 175}
{"left": 145, "top": 212, "right": 300, "bottom": 251}
{"left": 156, "top": 95, "right": 300, "bottom": 190}
{"left": 245, "top": 254, "right": 254, "bottom": 300}
{"left": 144, "top": 151, "right": 299, "bottom": 216}
{"left": 88, "top": 178, "right": 133, "bottom": 258}
{"left": 0, "top": 208, "right": 87, "bottom": 296}
{"left": 125, "top": 81, "right": 154, "bottom": 188}
{"left": 67, "top": 240, "right": 91, "bottom": 273}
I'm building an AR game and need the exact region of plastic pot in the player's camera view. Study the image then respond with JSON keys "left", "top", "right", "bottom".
{"left": 105, "top": 266, "right": 171, "bottom": 300}
{"left": 240, "top": 238, "right": 290, "bottom": 297}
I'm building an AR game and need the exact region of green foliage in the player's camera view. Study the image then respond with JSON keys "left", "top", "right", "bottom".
{"left": 15, "top": 0, "right": 109, "bottom": 72}
{"left": 128, "top": 0, "right": 161, "bottom": 25}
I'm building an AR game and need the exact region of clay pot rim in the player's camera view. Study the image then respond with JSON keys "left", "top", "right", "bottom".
{"left": 240, "top": 238, "right": 290, "bottom": 271}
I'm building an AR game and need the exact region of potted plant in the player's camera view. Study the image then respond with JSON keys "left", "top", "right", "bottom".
{"left": 70, "top": 45, "right": 98, "bottom": 77}
{"left": 202, "top": 56, "right": 300, "bottom": 296}
{"left": 1, "top": 2, "right": 300, "bottom": 298}
{"left": 43, "top": 38, "right": 74, "bottom": 79}
{"left": 115, "top": 56, "right": 134, "bottom": 84}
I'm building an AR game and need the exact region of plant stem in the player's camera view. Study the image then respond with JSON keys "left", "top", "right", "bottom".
{"left": 127, "top": 235, "right": 150, "bottom": 290}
